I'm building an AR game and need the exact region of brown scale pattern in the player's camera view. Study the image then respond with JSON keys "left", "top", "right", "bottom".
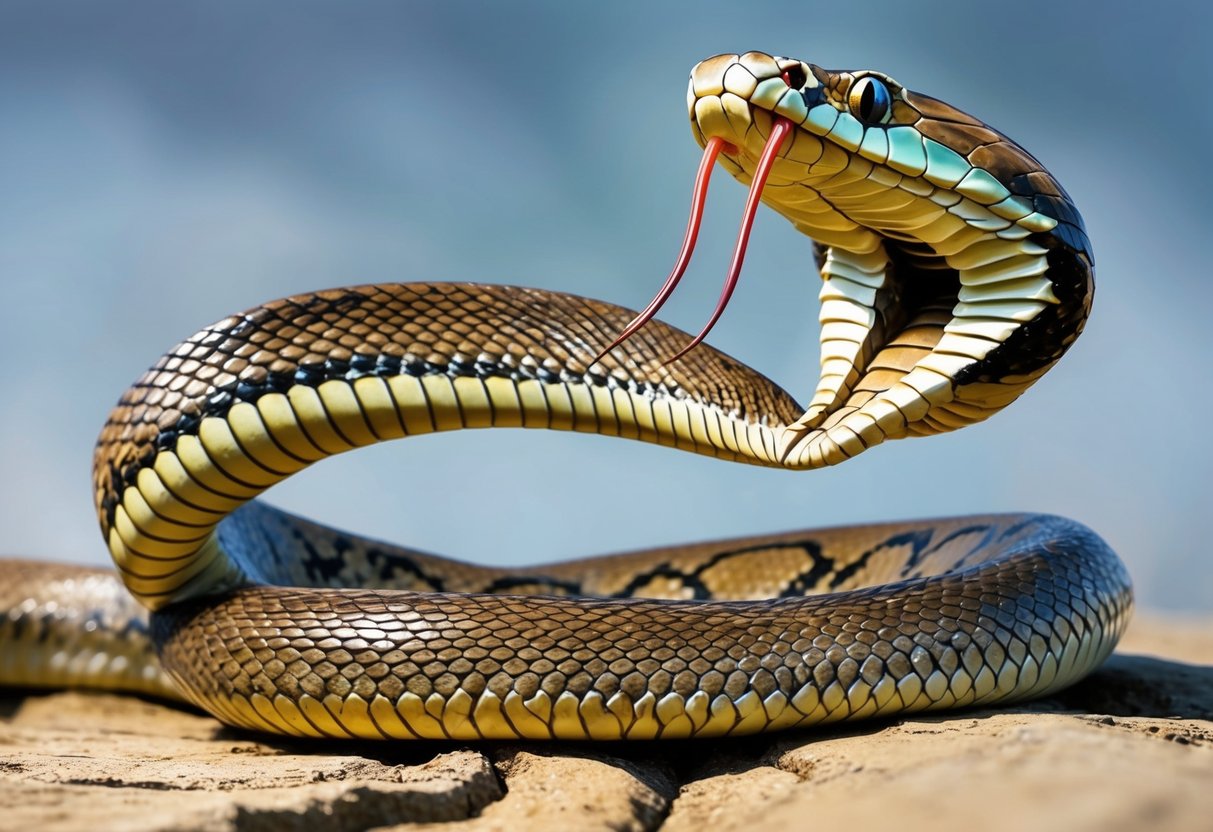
{"left": 0, "top": 561, "right": 179, "bottom": 700}
{"left": 220, "top": 503, "right": 1065, "bottom": 604}
{"left": 152, "top": 517, "right": 1131, "bottom": 739}
{"left": 93, "top": 283, "right": 803, "bottom": 538}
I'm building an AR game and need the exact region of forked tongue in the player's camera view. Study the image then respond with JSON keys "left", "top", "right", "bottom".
{"left": 593, "top": 116, "right": 793, "bottom": 365}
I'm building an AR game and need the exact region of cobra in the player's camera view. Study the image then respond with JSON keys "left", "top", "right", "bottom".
{"left": 0, "top": 52, "right": 1131, "bottom": 741}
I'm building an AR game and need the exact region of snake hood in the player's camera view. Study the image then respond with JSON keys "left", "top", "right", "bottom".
{"left": 633, "top": 51, "right": 1095, "bottom": 468}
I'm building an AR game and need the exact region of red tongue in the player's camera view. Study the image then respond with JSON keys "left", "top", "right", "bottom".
{"left": 594, "top": 116, "right": 794, "bottom": 365}
{"left": 592, "top": 135, "right": 728, "bottom": 362}
{"left": 667, "top": 116, "right": 793, "bottom": 362}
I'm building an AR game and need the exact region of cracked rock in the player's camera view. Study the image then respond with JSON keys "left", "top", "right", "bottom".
{"left": 1, "top": 615, "right": 1209, "bottom": 832}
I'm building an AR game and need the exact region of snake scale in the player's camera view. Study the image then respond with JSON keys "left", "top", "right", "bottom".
{"left": 0, "top": 52, "right": 1132, "bottom": 741}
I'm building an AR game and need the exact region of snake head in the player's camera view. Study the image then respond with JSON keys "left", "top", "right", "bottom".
{"left": 675, "top": 51, "right": 1095, "bottom": 468}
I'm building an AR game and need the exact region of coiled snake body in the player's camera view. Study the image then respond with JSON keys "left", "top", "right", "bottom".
{"left": 0, "top": 53, "right": 1132, "bottom": 740}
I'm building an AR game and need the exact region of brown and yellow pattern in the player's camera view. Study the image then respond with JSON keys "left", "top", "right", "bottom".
{"left": 0, "top": 52, "right": 1129, "bottom": 740}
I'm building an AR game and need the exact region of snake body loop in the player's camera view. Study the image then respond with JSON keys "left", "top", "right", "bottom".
{"left": 3, "top": 53, "right": 1131, "bottom": 740}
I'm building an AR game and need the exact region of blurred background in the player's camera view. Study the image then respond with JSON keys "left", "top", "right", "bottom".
{"left": 1, "top": 1, "right": 1208, "bottom": 612}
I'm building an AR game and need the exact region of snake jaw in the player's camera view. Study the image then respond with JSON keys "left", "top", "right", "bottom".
{"left": 673, "top": 52, "right": 1097, "bottom": 468}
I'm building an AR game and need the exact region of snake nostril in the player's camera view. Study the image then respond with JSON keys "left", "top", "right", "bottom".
{"left": 781, "top": 65, "right": 807, "bottom": 89}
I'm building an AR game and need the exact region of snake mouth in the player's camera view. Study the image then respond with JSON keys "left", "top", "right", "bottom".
{"left": 597, "top": 54, "right": 932, "bottom": 432}
{"left": 597, "top": 51, "right": 1093, "bottom": 467}
{"left": 595, "top": 57, "right": 953, "bottom": 447}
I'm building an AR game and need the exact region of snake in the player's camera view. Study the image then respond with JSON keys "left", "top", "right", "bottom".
{"left": 0, "top": 52, "right": 1132, "bottom": 741}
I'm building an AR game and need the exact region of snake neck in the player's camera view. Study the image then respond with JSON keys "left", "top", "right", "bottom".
{"left": 92, "top": 283, "right": 816, "bottom": 609}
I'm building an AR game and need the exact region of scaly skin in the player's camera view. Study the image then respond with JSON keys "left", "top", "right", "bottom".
{"left": 0, "top": 53, "right": 1128, "bottom": 739}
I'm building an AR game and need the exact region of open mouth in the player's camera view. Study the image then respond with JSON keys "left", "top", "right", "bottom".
{"left": 594, "top": 51, "right": 1087, "bottom": 468}
{"left": 595, "top": 100, "right": 968, "bottom": 442}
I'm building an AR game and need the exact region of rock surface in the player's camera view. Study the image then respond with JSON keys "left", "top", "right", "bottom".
{"left": 1, "top": 615, "right": 1209, "bottom": 832}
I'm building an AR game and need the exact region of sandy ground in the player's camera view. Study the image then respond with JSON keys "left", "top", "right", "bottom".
{"left": 1, "top": 614, "right": 1210, "bottom": 832}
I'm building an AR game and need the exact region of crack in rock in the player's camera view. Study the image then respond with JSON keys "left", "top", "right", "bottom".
{"left": 2, "top": 623, "right": 1211, "bottom": 832}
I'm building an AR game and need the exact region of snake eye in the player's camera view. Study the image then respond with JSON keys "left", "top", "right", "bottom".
{"left": 848, "top": 76, "right": 891, "bottom": 124}
{"left": 780, "top": 65, "right": 808, "bottom": 89}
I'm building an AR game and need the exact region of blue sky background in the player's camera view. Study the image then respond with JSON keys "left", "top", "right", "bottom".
{"left": 1, "top": 1, "right": 1209, "bottom": 611}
